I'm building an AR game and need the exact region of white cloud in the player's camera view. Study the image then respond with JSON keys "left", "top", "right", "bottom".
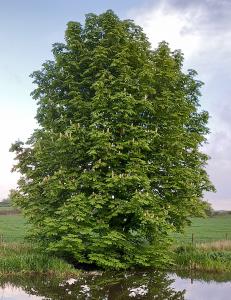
{"left": 0, "top": 99, "right": 36, "bottom": 199}
{"left": 129, "top": 1, "right": 202, "bottom": 60}
{"left": 129, "top": 0, "right": 231, "bottom": 210}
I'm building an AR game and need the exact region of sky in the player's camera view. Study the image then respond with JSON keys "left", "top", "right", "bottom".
{"left": 0, "top": 0, "right": 230, "bottom": 210}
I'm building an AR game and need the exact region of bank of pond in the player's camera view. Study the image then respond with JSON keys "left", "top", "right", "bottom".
{"left": 1, "top": 241, "right": 231, "bottom": 276}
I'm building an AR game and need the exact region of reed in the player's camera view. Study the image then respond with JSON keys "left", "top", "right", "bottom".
{"left": 174, "top": 244, "right": 231, "bottom": 273}
{"left": 0, "top": 243, "right": 79, "bottom": 276}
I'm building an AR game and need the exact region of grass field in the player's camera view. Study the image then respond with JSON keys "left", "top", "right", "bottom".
{"left": 0, "top": 214, "right": 27, "bottom": 243}
{"left": 0, "top": 207, "right": 14, "bottom": 211}
{"left": 0, "top": 213, "right": 231, "bottom": 244}
{"left": 174, "top": 214, "right": 231, "bottom": 244}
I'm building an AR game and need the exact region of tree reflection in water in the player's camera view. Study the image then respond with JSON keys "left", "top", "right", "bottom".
{"left": 0, "top": 271, "right": 185, "bottom": 299}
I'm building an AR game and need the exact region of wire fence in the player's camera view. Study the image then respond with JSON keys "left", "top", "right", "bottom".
{"left": 0, "top": 209, "right": 21, "bottom": 216}
{"left": 0, "top": 233, "right": 26, "bottom": 243}
{"left": 174, "top": 232, "right": 231, "bottom": 245}
{"left": 1, "top": 232, "right": 231, "bottom": 245}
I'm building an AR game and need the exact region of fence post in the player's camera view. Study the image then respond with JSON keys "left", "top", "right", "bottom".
{"left": 192, "top": 233, "right": 194, "bottom": 245}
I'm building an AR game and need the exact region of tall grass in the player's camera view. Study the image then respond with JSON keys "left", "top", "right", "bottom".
{"left": 197, "top": 240, "right": 231, "bottom": 251}
{"left": 174, "top": 242, "right": 231, "bottom": 273}
{"left": 0, "top": 243, "right": 79, "bottom": 276}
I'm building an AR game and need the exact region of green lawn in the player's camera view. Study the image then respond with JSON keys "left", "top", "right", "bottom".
{"left": 174, "top": 214, "right": 231, "bottom": 244}
{"left": 0, "top": 214, "right": 27, "bottom": 243}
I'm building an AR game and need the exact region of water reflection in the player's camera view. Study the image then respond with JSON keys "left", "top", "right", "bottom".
{"left": 171, "top": 272, "right": 231, "bottom": 300}
{"left": 0, "top": 271, "right": 185, "bottom": 299}
{"left": 0, "top": 284, "right": 43, "bottom": 300}
{"left": 0, "top": 270, "right": 231, "bottom": 299}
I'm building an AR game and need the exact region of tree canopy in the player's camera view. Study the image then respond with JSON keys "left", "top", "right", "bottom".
{"left": 11, "top": 10, "right": 214, "bottom": 269}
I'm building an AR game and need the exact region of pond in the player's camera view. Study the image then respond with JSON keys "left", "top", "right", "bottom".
{"left": 0, "top": 270, "right": 231, "bottom": 299}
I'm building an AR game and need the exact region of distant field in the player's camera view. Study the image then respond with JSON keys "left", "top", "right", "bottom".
{"left": 0, "top": 206, "right": 20, "bottom": 215}
{"left": 0, "top": 206, "right": 16, "bottom": 211}
{"left": 174, "top": 214, "right": 231, "bottom": 244}
{"left": 0, "top": 207, "right": 11, "bottom": 210}
{"left": 0, "top": 214, "right": 27, "bottom": 242}
{"left": 0, "top": 213, "right": 231, "bottom": 244}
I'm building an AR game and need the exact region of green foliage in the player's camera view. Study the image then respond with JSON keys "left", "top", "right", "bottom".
{"left": 0, "top": 198, "right": 11, "bottom": 207}
{"left": 203, "top": 201, "right": 214, "bottom": 216}
{"left": 0, "top": 189, "right": 17, "bottom": 207}
{"left": 10, "top": 10, "right": 214, "bottom": 269}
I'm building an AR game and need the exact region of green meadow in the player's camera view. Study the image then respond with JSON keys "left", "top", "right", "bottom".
{"left": 0, "top": 214, "right": 26, "bottom": 243}
{"left": 1, "top": 212, "right": 231, "bottom": 244}
{"left": 174, "top": 214, "right": 231, "bottom": 244}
